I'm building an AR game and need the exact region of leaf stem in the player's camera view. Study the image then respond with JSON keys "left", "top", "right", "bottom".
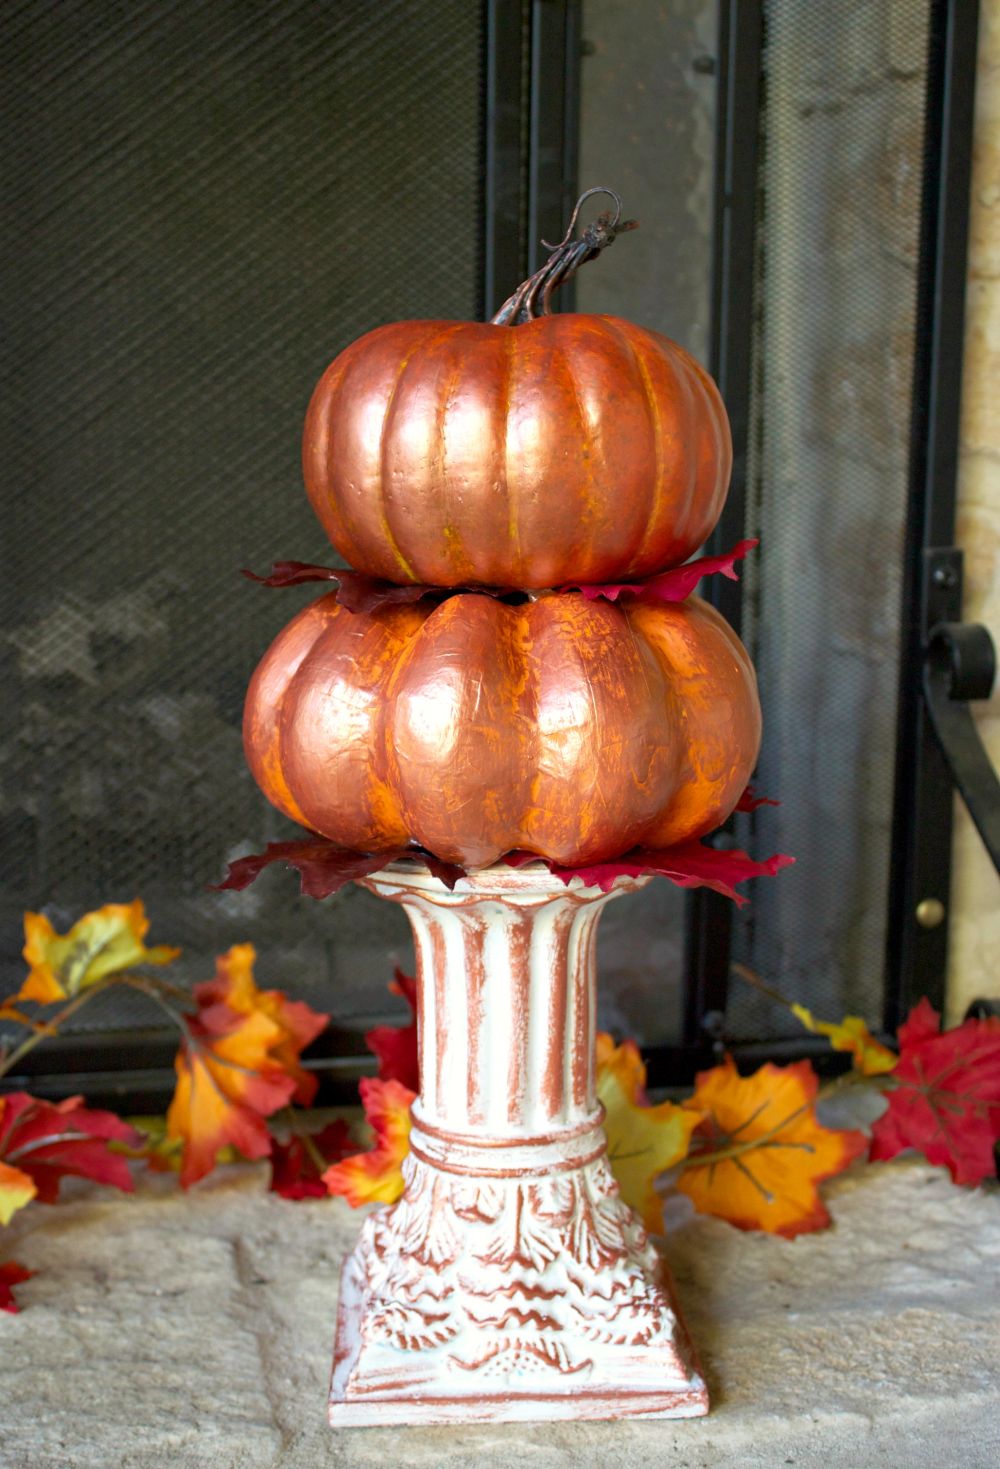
{"left": 0, "top": 983, "right": 113, "bottom": 1081}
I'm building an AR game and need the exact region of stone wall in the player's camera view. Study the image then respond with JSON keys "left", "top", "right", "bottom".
{"left": 949, "top": 0, "right": 1000, "bottom": 1020}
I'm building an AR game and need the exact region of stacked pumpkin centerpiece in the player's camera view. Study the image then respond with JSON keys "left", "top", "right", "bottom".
{"left": 242, "top": 192, "right": 763, "bottom": 1427}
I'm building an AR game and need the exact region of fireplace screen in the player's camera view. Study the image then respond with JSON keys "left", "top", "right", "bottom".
{"left": 1, "top": 0, "right": 976, "bottom": 1103}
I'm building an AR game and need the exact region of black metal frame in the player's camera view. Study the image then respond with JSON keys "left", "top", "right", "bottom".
{"left": 884, "top": 0, "right": 981, "bottom": 1029}
{"left": 681, "top": 0, "right": 763, "bottom": 1070}
{"left": 483, "top": 0, "right": 582, "bottom": 319}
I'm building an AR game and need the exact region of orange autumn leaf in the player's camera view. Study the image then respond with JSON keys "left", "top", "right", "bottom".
{"left": 323, "top": 1078, "right": 415, "bottom": 1207}
{"left": 791, "top": 1004, "right": 897, "bottom": 1077}
{"left": 166, "top": 1006, "right": 296, "bottom": 1188}
{"left": 0, "top": 1159, "right": 37, "bottom": 1227}
{"left": 677, "top": 1056, "right": 866, "bottom": 1237}
{"left": 192, "top": 944, "right": 328, "bottom": 1105}
{"left": 16, "top": 900, "right": 179, "bottom": 1004}
{"left": 596, "top": 1032, "right": 648, "bottom": 1103}
{"left": 596, "top": 1034, "right": 700, "bottom": 1232}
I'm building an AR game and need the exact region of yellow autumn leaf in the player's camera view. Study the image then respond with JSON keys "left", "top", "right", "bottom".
{"left": 0, "top": 1160, "right": 37, "bottom": 1227}
{"left": 596, "top": 1034, "right": 701, "bottom": 1233}
{"left": 790, "top": 1004, "right": 897, "bottom": 1076}
{"left": 17, "top": 900, "right": 180, "bottom": 1003}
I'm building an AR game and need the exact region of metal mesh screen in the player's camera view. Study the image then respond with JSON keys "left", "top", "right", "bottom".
{"left": 1, "top": 0, "right": 483, "bottom": 1034}
{"left": 578, "top": 0, "right": 718, "bottom": 1047}
{"left": 727, "top": 0, "right": 931, "bottom": 1039}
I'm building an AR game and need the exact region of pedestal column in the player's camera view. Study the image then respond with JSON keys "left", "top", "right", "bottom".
{"left": 329, "top": 861, "right": 708, "bottom": 1426}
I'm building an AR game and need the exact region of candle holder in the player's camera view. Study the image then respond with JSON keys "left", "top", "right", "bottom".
{"left": 329, "top": 860, "right": 708, "bottom": 1426}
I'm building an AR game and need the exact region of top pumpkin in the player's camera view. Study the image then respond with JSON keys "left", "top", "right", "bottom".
{"left": 302, "top": 191, "right": 731, "bottom": 590}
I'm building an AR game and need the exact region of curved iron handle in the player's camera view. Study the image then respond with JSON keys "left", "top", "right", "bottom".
{"left": 923, "top": 621, "right": 1000, "bottom": 873}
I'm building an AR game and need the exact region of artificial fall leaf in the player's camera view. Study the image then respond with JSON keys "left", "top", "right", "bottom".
{"left": 365, "top": 969, "right": 419, "bottom": 1092}
{"left": 508, "top": 841, "right": 795, "bottom": 906}
{"left": 115, "top": 1116, "right": 184, "bottom": 1173}
{"left": 193, "top": 944, "right": 328, "bottom": 1105}
{"left": 17, "top": 900, "right": 179, "bottom": 1003}
{"left": 596, "top": 1032, "right": 648, "bottom": 1105}
{"left": 243, "top": 562, "right": 437, "bottom": 612}
{"left": 166, "top": 1005, "right": 297, "bottom": 1189}
{"left": 114, "top": 1115, "right": 246, "bottom": 1174}
{"left": 791, "top": 1004, "right": 897, "bottom": 1077}
{"left": 677, "top": 1057, "right": 866, "bottom": 1237}
{"left": 323, "top": 1078, "right": 415, "bottom": 1207}
{"left": 0, "top": 1159, "right": 36, "bottom": 1226}
{"left": 214, "top": 840, "right": 466, "bottom": 900}
{"left": 596, "top": 1035, "right": 700, "bottom": 1232}
{"left": 218, "top": 835, "right": 790, "bottom": 907}
{"left": 0, "top": 1261, "right": 33, "bottom": 1314}
{"left": 269, "top": 1120, "right": 355, "bottom": 1200}
{"left": 869, "top": 998, "right": 1000, "bottom": 1185}
{"left": 734, "top": 784, "right": 779, "bottom": 813}
{"left": 243, "top": 540, "right": 757, "bottom": 612}
{"left": 566, "top": 538, "right": 758, "bottom": 604}
{"left": 0, "top": 1093, "right": 141, "bottom": 1205}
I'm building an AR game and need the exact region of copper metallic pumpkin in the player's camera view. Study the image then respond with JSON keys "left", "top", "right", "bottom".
{"left": 302, "top": 316, "right": 730, "bottom": 590}
{"left": 243, "top": 591, "right": 761, "bottom": 868}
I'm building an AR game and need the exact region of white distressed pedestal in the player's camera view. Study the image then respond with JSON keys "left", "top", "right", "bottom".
{"left": 329, "top": 861, "right": 708, "bottom": 1427}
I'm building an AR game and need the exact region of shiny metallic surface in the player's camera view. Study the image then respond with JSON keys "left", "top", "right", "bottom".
{"left": 915, "top": 898, "right": 946, "bottom": 930}
{"left": 301, "top": 315, "right": 731, "bottom": 588}
{"left": 244, "top": 591, "right": 760, "bottom": 868}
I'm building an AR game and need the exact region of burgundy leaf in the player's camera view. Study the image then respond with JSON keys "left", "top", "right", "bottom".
{"left": 243, "top": 539, "right": 758, "bottom": 612}
{"left": 331, "top": 576, "right": 439, "bottom": 615}
{"left": 507, "top": 842, "right": 793, "bottom": 904}
{"left": 419, "top": 853, "right": 467, "bottom": 890}
{"left": 268, "top": 1119, "right": 355, "bottom": 1201}
{"left": 563, "top": 538, "right": 758, "bottom": 604}
{"left": 242, "top": 561, "right": 343, "bottom": 587}
{"left": 213, "top": 840, "right": 411, "bottom": 899}
{"left": 0, "top": 1261, "right": 33, "bottom": 1314}
{"left": 365, "top": 970, "right": 419, "bottom": 1092}
{"left": 735, "top": 784, "right": 780, "bottom": 813}
{"left": 216, "top": 833, "right": 791, "bottom": 905}
{"left": 242, "top": 562, "right": 439, "bottom": 613}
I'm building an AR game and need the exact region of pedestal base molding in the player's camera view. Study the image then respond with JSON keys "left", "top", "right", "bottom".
{"left": 329, "top": 1121, "right": 707, "bottom": 1426}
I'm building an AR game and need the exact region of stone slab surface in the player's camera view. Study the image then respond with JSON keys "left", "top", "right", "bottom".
{"left": 1, "top": 1161, "right": 998, "bottom": 1469}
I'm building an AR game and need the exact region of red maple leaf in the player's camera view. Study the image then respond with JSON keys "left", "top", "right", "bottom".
{"left": 0, "top": 1261, "right": 33, "bottom": 1314}
{"left": 218, "top": 836, "right": 791, "bottom": 907}
{"left": 564, "top": 538, "right": 758, "bottom": 604}
{"left": 268, "top": 1120, "right": 355, "bottom": 1200}
{"left": 507, "top": 841, "right": 794, "bottom": 906}
{"left": 870, "top": 999, "right": 1000, "bottom": 1185}
{"left": 0, "top": 1093, "right": 141, "bottom": 1203}
{"left": 241, "top": 539, "right": 758, "bottom": 613}
{"left": 365, "top": 970, "right": 419, "bottom": 1092}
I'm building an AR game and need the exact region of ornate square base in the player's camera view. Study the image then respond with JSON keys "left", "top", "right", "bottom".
{"left": 328, "top": 1130, "right": 708, "bottom": 1427}
{"left": 329, "top": 1239, "right": 707, "bottom": 1426}
{"left": 328, "top": 861, "right": 708, "bottom": 1429}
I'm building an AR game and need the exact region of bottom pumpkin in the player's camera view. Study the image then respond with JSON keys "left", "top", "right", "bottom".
{"left": 244, "top": 590, "right": 761, "bottom": 868}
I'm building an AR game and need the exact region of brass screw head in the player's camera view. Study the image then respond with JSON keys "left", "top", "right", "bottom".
{"left": 915, "top": 898, "right": 946, "bottom": 929}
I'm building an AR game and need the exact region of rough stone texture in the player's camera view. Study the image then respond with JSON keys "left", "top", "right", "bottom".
{"left": 2, "top": 1160, "right": 998, "bottom": 1468}
{"left": 951, "top": 0, "right": 1000, "bottom": 1020}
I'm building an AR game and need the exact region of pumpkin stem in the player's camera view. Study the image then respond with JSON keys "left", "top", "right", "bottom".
{"left": 490, "top": 187, "right": 638, "bottom": 326}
